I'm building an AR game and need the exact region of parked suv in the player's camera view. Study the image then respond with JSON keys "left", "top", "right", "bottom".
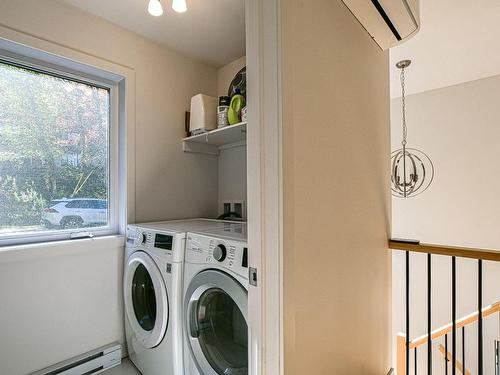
{"left": 41, "top": 198, "right": 108, "bottom": 229}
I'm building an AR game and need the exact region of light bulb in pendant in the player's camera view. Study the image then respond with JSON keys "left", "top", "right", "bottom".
{"left": 172, "top": 0, "right": 187, "bottom": 13}
{"left": 148, "top": 0, "right": 164, "bottom": 16}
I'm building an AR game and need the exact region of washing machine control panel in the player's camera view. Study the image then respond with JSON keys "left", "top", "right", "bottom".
{"left": 126, "top": 227, "right": 143, "bottom": 247}
{"left": 186, "top": 233, "right": 248, "bottom": 277}
{"left": 213, "top": 244, "right": 227, "bottom": 262}
{"left": 126, "top": 226, "right": 177, "bottom": 256}
{"left": 126, "top": 227, "right": 153, "bottom": 247}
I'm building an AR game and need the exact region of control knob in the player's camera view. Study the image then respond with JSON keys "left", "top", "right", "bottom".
{"left": 213, "top": 244, "right": 227, "bottom": 262}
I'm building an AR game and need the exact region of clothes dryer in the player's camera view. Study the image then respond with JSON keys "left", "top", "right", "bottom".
{"left": 183, "top": 223, "right": 248, "bottom": 375}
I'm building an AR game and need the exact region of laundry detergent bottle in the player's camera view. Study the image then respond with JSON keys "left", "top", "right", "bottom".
{"left": 228, "top": 91, "right": 246, "bottom": 125}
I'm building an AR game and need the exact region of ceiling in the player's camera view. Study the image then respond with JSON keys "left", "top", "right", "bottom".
{"left": 59, "top": 0, "right": 246, "bottom": 67}
{"left": 390, "top": 0, "right": 500, "bottom": 97}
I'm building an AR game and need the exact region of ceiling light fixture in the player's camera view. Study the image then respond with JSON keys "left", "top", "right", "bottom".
{"left": 391, "top": 60, "right": 435, "bottom": 198}
{"left": 172, "top": 0, "right": 187, "bottom": 13}
{"left": 148, "top": 0, "right": 164, "bottom": 16}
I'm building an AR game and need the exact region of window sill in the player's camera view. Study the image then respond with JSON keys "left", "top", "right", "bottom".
{"left": 0, "top": 234, "right": 125, "bottom": 262}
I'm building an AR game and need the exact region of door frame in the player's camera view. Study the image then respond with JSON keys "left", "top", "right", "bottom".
{"left": 246, "top": 1, "right": 283, "bottom": 375}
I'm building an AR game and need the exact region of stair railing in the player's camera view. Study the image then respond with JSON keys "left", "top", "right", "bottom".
{"left": 390, "top": 239, "right": 500, "bottom": 375}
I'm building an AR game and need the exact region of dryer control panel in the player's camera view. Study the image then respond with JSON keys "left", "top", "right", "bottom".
{"left": 186, "top": 233, "right": 248, "bottom": 278}
{"left": 126, "top": 225, "right": 184, "bottom": 262}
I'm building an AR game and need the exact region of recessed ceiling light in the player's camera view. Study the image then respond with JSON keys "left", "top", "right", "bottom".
{"left": 172, "top": 0, "right": 187, "bottom": 13}
{"left": 148, "top": 0, "right": 163, "bottom": 16}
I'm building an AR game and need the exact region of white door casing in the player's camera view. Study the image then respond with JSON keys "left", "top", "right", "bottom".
{"left": 246, "top": 0, "right": 283, "bottom": 375}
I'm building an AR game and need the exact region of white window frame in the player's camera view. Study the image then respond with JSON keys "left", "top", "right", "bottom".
{"left": 0, "top": 46, "right": 122, "bottom": 246}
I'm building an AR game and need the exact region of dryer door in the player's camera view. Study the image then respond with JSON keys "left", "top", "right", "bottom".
{"left": 185, "top": 270, "right": 248, "bottom": 375}
{"left": 124, "top": 251, "right": 168, "bottom": 348}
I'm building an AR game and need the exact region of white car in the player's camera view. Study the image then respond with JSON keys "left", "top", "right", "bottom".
{"left": 41, "top": 198, "right": 108, "bottom": 229}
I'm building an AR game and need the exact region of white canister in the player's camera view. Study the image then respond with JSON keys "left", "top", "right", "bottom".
{"left": 217, "top": 106, "right": 230, "bottom": 128}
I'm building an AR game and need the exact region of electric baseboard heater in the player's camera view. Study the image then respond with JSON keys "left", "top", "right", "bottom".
{"left": 30, "top": 343, "right": 121, "bottom": 375}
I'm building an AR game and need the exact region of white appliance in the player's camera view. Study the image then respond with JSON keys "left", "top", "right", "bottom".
{"left": 189, "top": 94, "right": 217, "bottom": 135}
{"left": 341, "top": 0, "right": 420, "bottom": 50}
{"left": 124, "top": 219, "right": 238, "bottom": 375}
{"left": 183, "top": 223, "right": 248, "bottom": 375}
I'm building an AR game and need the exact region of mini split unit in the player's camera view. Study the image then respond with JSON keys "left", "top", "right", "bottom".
{"left": 342, "top": 0, "right": 420, "bottom": 50}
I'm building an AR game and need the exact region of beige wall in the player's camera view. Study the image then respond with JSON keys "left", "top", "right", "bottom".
{"left": 281, "top": 0, "right": 391, "bottom": 373}
{"left": 391, "top": 76, "right": 500, "bottom": 374}
{"left": 0, "top": 1, "right": 217, "bottom": 374}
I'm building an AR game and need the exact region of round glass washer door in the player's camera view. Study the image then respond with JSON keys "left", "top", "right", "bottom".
{"left": 185, "top": 270, "right": 248, "bottom": 375}
{"left": 124, "top": 251, "right": 168, "bottom": 348}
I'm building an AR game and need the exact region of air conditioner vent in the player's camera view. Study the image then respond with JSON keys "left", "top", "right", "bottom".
{"left": 342, "top": 0, "right": 420, "bottom": 50}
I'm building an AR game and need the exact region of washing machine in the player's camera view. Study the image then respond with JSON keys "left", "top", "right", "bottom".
{"left": 183, "top": 223, "right": 248, "bottom": 375}
{"left": 124, "top": 219, "right": 240, "bottom": 375}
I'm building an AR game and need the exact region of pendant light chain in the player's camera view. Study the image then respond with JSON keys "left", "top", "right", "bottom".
{"left": 391, "top": 59, "right": 435, "bottom": 198}
{"left": 400, "top": 66, "right": 407, "bottom": 146}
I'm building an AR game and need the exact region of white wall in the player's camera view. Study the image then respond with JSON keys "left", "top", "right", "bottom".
{"left": 217, "top": 56, "right": 246, "bottom": 97}
{"left": 391, "top": 76, "right": 500, "bottom": 249}
{"left": 218, "top": 145, "right": 247, "bottom": 216}
{"left": 391, "top": 76, "right": 500, "bottom": 374}
{"left": 0, "top": 238, "right": 125, "bottom": 375}
{"left": 389, "top": 0, "right": 500, "bottom": 97}
{"left": 216, "top": 57, "right": 247, "bottom": 216}
{"left": 0, "top": 1, "right": 218, "bottom": 374}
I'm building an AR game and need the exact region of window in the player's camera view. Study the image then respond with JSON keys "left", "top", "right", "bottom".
{"left": 0, "top": 57, "right": 117, "bottom": 243}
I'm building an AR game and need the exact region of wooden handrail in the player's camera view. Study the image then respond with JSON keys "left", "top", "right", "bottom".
{"left": 407, "top": 301, "right": 500, "bottom": 349}
{"left": 389, "top": 240, "right": 500, "bottom": 262}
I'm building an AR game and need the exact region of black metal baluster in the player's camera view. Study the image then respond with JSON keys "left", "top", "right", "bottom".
{"left": 406, "top": 251, "right": 410, "bottom": 375}
{"left": 462, "top": 327, "right": 465, "bottom": 375}
{"left": 478, "top": 259, "right": 483, "bottom": 375}
{"left": 445, "top": 334, "right": 448, "bottom": 375}
{"left": 495, "top": 340, "right": 499, "bottom": 375}
{"left": 428, "top": 253, "right": 432, "bottom": 375}
{"left": 415, "top": 347, "right": 418, "bottom": 375}
{"left": 452, "top": 256, "right": 456, "bottom": 375}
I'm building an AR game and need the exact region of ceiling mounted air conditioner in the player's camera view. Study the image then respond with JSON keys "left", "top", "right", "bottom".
{"left": 342, "top": 0, "right": 420, "bottom": 50}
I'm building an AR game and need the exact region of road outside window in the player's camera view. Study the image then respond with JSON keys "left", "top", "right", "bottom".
{"left": 0, "top": 60, "right": 111, "bottom": 237}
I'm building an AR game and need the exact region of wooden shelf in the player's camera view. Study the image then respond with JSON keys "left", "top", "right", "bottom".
{"left": 183, "top": 122, "right": 247, "bottom": 155}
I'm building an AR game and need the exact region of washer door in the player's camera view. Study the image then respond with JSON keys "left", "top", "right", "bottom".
{"left": 185, "top": 270, "right": 248, "bottom": 375}
{"left": 124, "top": 251, "right": 168, "bottom": 348}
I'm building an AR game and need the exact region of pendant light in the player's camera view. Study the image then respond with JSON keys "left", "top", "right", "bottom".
{"left": 148, "top": 0, "right": 163, "bottom": 16}
{"left": 391, "top": 60, "right": 434, "bottom": 198}
{"left": 172, "top": 0, "right": 187, "bottom": 13}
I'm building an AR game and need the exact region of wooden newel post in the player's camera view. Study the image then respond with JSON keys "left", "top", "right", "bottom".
{"left": 397, "top": 333, "right": 407, "bottom": 375}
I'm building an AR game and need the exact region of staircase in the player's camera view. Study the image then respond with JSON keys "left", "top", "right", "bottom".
{"left": 390, "top": 240, "right": 500, "bottom": 375}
